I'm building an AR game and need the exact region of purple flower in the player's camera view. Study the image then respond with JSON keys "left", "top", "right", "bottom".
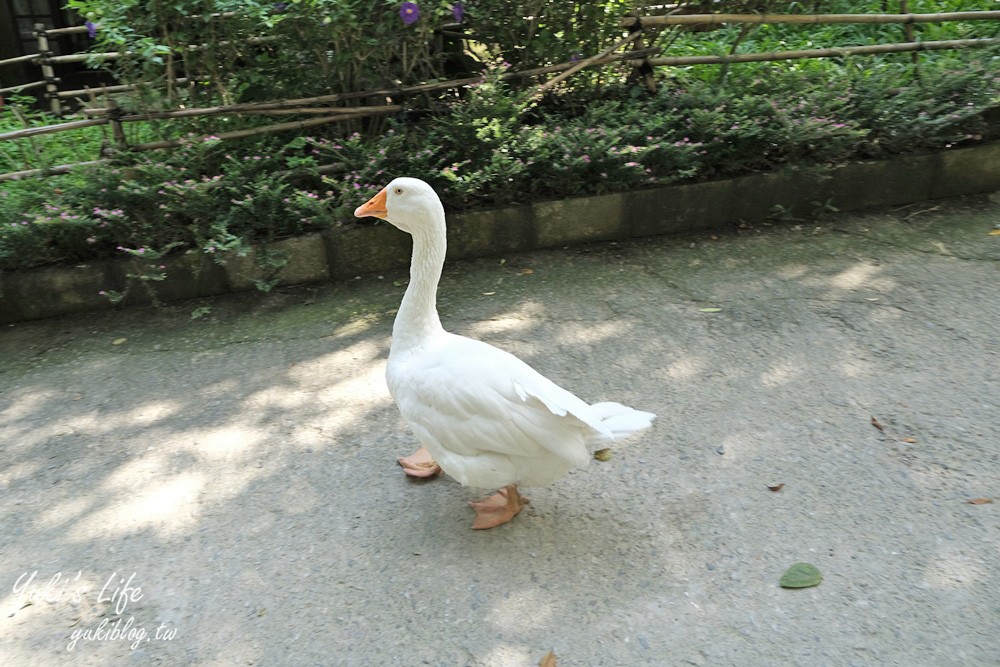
{"left": 452, "top": 2, "right": 464, "bottom": 22}
{"left": 85, "top": 21, "right": 97, "bottom": 39}
{"left": 400, "top": 2, "right": 420, "bottom": 25}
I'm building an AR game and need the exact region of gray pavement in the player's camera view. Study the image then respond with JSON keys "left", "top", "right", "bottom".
{"left": 1, "top": 194, "right": 998, "bottom": 666}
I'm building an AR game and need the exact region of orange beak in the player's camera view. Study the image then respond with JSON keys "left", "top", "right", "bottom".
{"left": 354, "top": 187, "right": 388, "bottom": 220}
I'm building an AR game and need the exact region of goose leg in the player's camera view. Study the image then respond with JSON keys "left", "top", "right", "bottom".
{"left": 469, "top": 484, "right": 529, "bottom": 530}
{"left": 398, "top": 446, "right": 442, "bottom": 478}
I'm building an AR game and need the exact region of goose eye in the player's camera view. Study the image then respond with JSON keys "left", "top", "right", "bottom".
{"left": 394, "top": 187, "right": 403, "bottom": 195}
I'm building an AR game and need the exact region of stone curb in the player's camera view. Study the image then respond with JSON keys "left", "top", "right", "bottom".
{"left": 2, "top": 142, "right": 998, "bottom": 324}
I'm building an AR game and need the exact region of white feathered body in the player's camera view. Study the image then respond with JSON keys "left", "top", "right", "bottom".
{"left": 387, "top": 330, "right": 654, "bottom": 489}
{"left": 360, "top": 176, "right": 654, "bottom": 492}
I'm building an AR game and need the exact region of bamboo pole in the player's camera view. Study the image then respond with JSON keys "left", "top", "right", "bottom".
{"left": 900, "top": 1, "right": 917, "bottom": 43}
{"left": 0, "top": 80, "right": 48, "bottom": 94}
{"left": 44, "top": 25, "right": 93, "bottom": 36}
{"left": 112, "top": 104, "right": 401, "bottom": 122}
{"left": 0, "top": 111, "right": 395, "bottom": 181}
{"left": 39, "top": 39, "right": 276, "bottom": 65}
{"left": 635, "top": 36, "right": 1000, "bottom": 67}
{"left": 0, "top": 160, "right": 108, "bottom": 182}
{"left": 528, "top": 30, "right": 645, "bottom": 101}
{"left": 130, "top": 109, "right": 400, "bottom": 151}
{"left": 623, "top": 10, "right": 1000, "bottom": 27}
{"left": 56, "top": 78, "right": 203, "bottom": 99}
{"left": 0, "top": 52, "right": 41, "bottom": 67}
{"left": 105, "top": 97, "right": 127, "bottom": 150}
{"left": 629, "top": 15, "right": 659, "bottom": 94}
{"left": 35, "top": 24, "right": 61, "bottom": 115}
{"left": 245, "top": 108, "right": 389, "bottom": 116}
{"left": 45, "top": 52, "right": 125, "bottom": 64}
{"left": 0, "top": 117, "right": 109, "bottom": 142}
{"left": 0, "top": 158, "right": 345, "bottom": 183}
{"left": 900, "top": 0, "right": 919, "bottom": 67}
{"left": 76, "top": 48, "right": 654, "bottom": 120}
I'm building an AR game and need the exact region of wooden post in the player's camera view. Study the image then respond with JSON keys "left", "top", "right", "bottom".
{"left": 628, "top": 15, "right": 658, "bottom": 94}
{"left": 35, "top": 23, "right": 61, "bottom": 116}
{"left": 900, "top": 0, "right": 920, "bottom": 68}
{"left": 104, "top": 94, "right": 128, "bottom": 151}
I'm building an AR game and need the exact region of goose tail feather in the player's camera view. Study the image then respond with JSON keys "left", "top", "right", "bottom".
{"left": 588, "top": 401, "right": 656, "bottom": 443}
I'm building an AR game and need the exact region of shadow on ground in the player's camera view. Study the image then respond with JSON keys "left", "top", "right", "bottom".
{"left": 1, "top": 195, "right": 998, "bottom": 666}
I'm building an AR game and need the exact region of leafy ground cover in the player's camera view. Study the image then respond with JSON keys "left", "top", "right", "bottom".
{"left": 1, "top": 1, "right": 998, "bottom": 293}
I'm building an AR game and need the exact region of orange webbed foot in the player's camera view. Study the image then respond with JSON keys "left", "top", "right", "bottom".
{"left": 469, "top": 484, "right": 529, "bottom": 530}
{"left": 398, "top": 446, "right": 442, "bottom": 478}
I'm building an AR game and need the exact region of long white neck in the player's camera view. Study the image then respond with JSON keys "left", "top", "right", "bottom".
{"left": 391, "top": 212, "right": 447, "bottom": 351}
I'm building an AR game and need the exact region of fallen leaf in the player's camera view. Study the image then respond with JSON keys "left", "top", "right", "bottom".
{"left": 870, "top": 416, "right": 885, "bottom": 432}
{"left": 780, "top": 562, "right": 822, "bottom": 589}
{"left": 482, "top": 291, "right": 496, "bottom": 296}
{"left": 594, "top": 448, "right": 612, "bottom": 462}
{"left": 699, "top": 307, "right": 722, "bottom": 313}
{"left": 767, "top": 483, "right": 785, "bottom": 492}
{"left": 989, "top": 229, "right": 1000, "bottom": 236}
{"left": 901, "top": 437, "right": 917, "bottom": 444}
{"left": 968, "top": 498, "right": 993, "bottom": 505}
{"left": 539, "top": 651, "right": 557, "bottom": 667}
{"left": 111, "top": 337, "right": 127, "bottom": 346}
{"left": 518, "top": 268, "right": 534, "bottom": 275}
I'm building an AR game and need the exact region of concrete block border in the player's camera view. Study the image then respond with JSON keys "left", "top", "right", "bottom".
{"left": 2, "top": 142, "right": 998, "bottom": 324}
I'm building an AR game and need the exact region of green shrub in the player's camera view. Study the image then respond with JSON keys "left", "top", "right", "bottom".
{"left": 2, "top": 24, "right": 997, "bottom": 291}
{"left": 0, "top": 133, "right": 341, "bottom": 276}
{"left": 846, "top": 57, "right": 999, "bottom": 157}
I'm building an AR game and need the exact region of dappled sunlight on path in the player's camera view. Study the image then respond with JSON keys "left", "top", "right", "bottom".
{"left": 1, "top": 195, "right": 998, "bottom": 665}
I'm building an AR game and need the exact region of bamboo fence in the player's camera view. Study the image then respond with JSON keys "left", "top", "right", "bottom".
{"left": 622, "top": 10, "right": 1000, "bottom": 28}
{"left": 2, "top": 10, "right": 999, "bottom": 182}
{"left": 635, "top": 36, "right": 1000, "bottom": 67}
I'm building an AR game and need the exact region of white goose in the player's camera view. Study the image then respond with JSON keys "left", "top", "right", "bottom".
{"left": 355, "top": 177, "right": 655, "bottom": 529}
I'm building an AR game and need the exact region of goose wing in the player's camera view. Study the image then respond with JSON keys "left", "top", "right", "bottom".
{"left": 388, "top": 334, "right": 610, "bottom": 464}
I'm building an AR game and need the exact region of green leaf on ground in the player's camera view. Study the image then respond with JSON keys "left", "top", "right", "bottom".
{"left": 699, "top": 307, "right": 722, "bottom": 313}
{"left": 780, "top": 563, "right": 822, "bottom": 589}
{"left": 594, "top": 448, "right": 612, "bottom": 462}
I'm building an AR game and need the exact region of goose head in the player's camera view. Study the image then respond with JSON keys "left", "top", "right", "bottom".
{"left": 354, "top": 177, "right": 444, "bottom": 236}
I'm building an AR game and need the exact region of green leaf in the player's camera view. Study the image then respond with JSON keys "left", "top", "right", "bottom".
{"left": 780, "top": 563, "right": 822, "bottom": 589}
{"left": 699, "top": 307, "right": 722, "bottom": 313}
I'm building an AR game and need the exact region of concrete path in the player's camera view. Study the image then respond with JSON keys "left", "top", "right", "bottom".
{"left": 1, "top": 195, "right": 998, "bottom": 666}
